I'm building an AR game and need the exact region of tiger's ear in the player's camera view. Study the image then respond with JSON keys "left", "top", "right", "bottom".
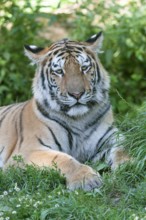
{"left": 24, "top": 45, "right": 45, "bottom": 64}
{"left": 86, "top": 31, "right": 103, "bottom": 53}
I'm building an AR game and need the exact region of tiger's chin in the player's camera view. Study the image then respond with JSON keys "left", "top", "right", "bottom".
{"left": 66, "top": 105, "right": 89, "bottom": 117}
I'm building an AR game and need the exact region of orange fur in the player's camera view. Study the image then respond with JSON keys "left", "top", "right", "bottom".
{"left": 0, "top": 34, "right": 129, "bottom": 191}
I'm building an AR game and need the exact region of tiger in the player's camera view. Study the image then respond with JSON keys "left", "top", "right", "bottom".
{"left": 0, "top": 32, "right": 129, "bottom": 191}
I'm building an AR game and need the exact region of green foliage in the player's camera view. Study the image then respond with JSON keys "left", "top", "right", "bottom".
{"left": 0, "top": 165, "right": 65, "bottom": 193}
{"left": 70, "top": 0, "right": 146, "bottom": 113}
{"left": 0, "top": 0, "right": 146, "bottom": 114}
{"left": 119, "top": 102, "right": 146, "bottom": 173}
{"left": 0, "top": 165, "right": 65, "bottom": 219}
{"left": 0, "top": 166, "right": 145, "bottom": 219}
{"left": 0, "top": 105, "right": 146, "bottom": 219}
{"left": 0, "top": 3, "right": 146, "bottom": 218}
{"left": 0, "top": 0, "right": 44, "bottom": 105}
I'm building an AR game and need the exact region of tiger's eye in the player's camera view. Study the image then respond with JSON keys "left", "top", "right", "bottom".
{"left": 82, "top": 66, "right": 87, "bottom": 70}
{"left": 56, "top": 69, "right": 63, "bottom": 74}
{"left": 82, "top": 66, "right": 90, "bottom": 72}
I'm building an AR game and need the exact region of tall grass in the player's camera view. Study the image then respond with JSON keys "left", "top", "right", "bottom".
{"left": 0, "top": 104, "right": 146, "bottom": 220}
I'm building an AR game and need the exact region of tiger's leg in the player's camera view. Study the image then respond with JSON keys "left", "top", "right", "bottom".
{"left": 107, "top": 147, "right": 130, "bottom": 170}
{"left": 91, "top": 142, "right": 130, "bottom": 170}
{"left": 25, "top": 149, "right": 102, "bottom": 191}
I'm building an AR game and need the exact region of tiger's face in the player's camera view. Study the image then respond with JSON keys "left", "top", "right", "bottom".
{"left": 24, "top": 32, "right": 110, "bottom": 117}
{"left": 49, "top": 46, "right": 99, "bottom": 116}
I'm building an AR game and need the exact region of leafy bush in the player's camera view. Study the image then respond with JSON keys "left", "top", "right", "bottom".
{"left": 0, "top": 0, "right": 146, "bottom": 114}
{"left": 70, "top": 0, "right": 146, "bottom": 113}
{"left": 0, "top": 0, "right": 44, "bottom": 105}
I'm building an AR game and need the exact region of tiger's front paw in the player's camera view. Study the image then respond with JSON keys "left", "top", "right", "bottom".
{"left": 66, "top": 165, "right": 102, "bottom": 191}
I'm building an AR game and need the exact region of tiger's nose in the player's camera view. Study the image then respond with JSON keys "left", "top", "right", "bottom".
{"left": 68, "top": 91, "right": 84, "bottom": 99}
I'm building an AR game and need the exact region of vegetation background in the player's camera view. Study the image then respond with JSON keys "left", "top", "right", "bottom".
{"left": 1, "top": 0, "right": 146, "bottom": 113}
{"left": 0, "top": 0, "right": 146, "bottom": 219}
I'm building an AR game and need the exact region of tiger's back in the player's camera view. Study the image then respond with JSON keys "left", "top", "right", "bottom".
{"left": 0, "top": 101, "right": 30, "bottom": 166}
{"left": 0, "top": 99, "right": 114, "bottom": 167}
{"left": 0, "top": 32, "right": 129, "bottom": 191}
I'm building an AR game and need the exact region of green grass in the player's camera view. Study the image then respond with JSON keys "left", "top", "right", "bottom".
{"left": 0, "top": 104, "right": 146, "bottom": 220}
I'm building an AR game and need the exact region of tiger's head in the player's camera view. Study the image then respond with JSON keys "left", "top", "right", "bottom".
{"left": 24, "top": 32, "right": 110, "bottom": 117}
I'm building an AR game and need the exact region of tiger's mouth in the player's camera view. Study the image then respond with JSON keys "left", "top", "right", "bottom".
{"left": 58, "top": 97, "right": 97, "bottom": 115}
{"left": 64, "top": 98, "right": 99, "bottom": 117}
{"left": 59, "top": 98, "right": 88, "bottom": 108}
{"left": 73, "top": 102, "right": 86, "bottom": 106}
{"left": 58, "top": 92, "right": 94, "bottom": 107}
{"left": 70, "top": 100, "right": 97, "bottom": 108}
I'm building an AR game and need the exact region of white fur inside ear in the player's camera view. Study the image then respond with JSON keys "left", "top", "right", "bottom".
{"left": 91, "top": 34, "right": 97, "bottom": 39}
{"left": 29, "top": 45, "right": 38, "bottom": 49}
{"left": 24, "top": 46, "right": 46, "bottom": 65}
{"left": 88, "top": 34, "right": 104, "bottom": 53}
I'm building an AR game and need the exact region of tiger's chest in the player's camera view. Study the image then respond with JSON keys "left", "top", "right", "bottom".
{"left": 45, "top": 119, "right": 109, "bottom": 163}
{"left": 69, "top": 125, "right": 107, "bottom": 162}
{"left": 35, "top": 103, "right": 113, "bottom": 163}
{"left": 69, "top": 134, "right": 94, "bottom": 162}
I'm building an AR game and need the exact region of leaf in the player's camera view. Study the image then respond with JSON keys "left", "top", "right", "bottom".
{"left": 40, "top": 209, "right": 50, "bottom": 220}
{"left": 96, "top": 163, "right": 108, "bottom": 171}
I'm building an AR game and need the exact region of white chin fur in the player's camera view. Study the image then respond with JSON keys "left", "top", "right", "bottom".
{"left": 67, "top": 105, "right": 89, "bottom": 117}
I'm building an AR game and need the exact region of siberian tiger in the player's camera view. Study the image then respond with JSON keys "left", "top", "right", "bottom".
{"left": 0, "top": 32, "right": 129, "bottom": 191}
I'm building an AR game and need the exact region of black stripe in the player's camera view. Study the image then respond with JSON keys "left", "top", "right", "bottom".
{"left": 49, "top": 57, "right": 52, "bottom": 63}
{"left": 37, "top": 137, "right": 52, "bottom": 149}
{"left": 0, "top": 104, "right": 15, "bottom": 115}
{"left": 36, "top": 101, "right": 74, "bottom": 149}
{"left": 47, "top": 126, "right": 62, "bottom": 151}
{"left": 98, "top": 131, "right": 116, "bottom": 151}
{"left": 11, "top": 104, "right": 26, "bottom": 137}
{"left": 74, "top": 51, "right": 81, "bottom": 55}
{"left": 46, "top": 69, "right": 49, "bottom": 85}
{"left": 90, "top": 129, "right": 115, "bottom": 161}
{"left": 15, "top": 117, "right": 18, "bottom": 138}
{"left": 36, "top": 101, "right": 78, "bottom": 134}
{"left": 87, "top": 55, "right": 92, "bottom": 62}
{"left": 57, "top": 52, "right": 65, "bottom": 57}
{"left": 85, "top": 103, "right": 111, "bottom": 130}
{"left": 67, "top": 130, "right": 73, "bottom": 150}
{"left": 50, "top": 45, "right": 61, "bottom": 50}
{"left": 43, "top": 99, "right": 50, "bottom": 108}
{"left": 36, "top": 101, "right": 49, "bottom": 118}
{"left": 0, "top": 104, "right": 16, "bottom": 127}
{"left": 97, "top": 126, "right": 114, "bottom": 149}
{"left": 47, "top": 53, "right": 51, "bottom": 57}
{"left": 96, "top": 63, "right": 101, "bottom": 82}
{"left": 48, "top": 117, "right": 74, "bottom": 150}
{"left": 75, "top": 47, "right": 83, "bottom": 51}
{"left": 48, "top": 62, "right": 51, "bottom": 67}
{"left": 0, "top": 146, "right": 5, "bottom": 154}
{"left": 53, "top": 50, "right": 60, "bottom": 56}
{"left": 41, "top": 68, "right": 46, "bottom": 90}
{"left": 11, "top": 103, "right": 25, "bottom": 123}
{"left": 19, "top": 102, "right": 28, "bottom": 149}
{"left": 84, "top": 122, "right": 98, "bottom": 140}
{"left": 84, "top": 118, "right": 113, "bottom": 142}
{"left": 65, "top": 46, "right": 74, "bottom": 51}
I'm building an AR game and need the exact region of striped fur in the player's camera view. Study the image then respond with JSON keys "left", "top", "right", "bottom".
{"left": 0, "top": 33, "right": 129, "bottom": 191}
